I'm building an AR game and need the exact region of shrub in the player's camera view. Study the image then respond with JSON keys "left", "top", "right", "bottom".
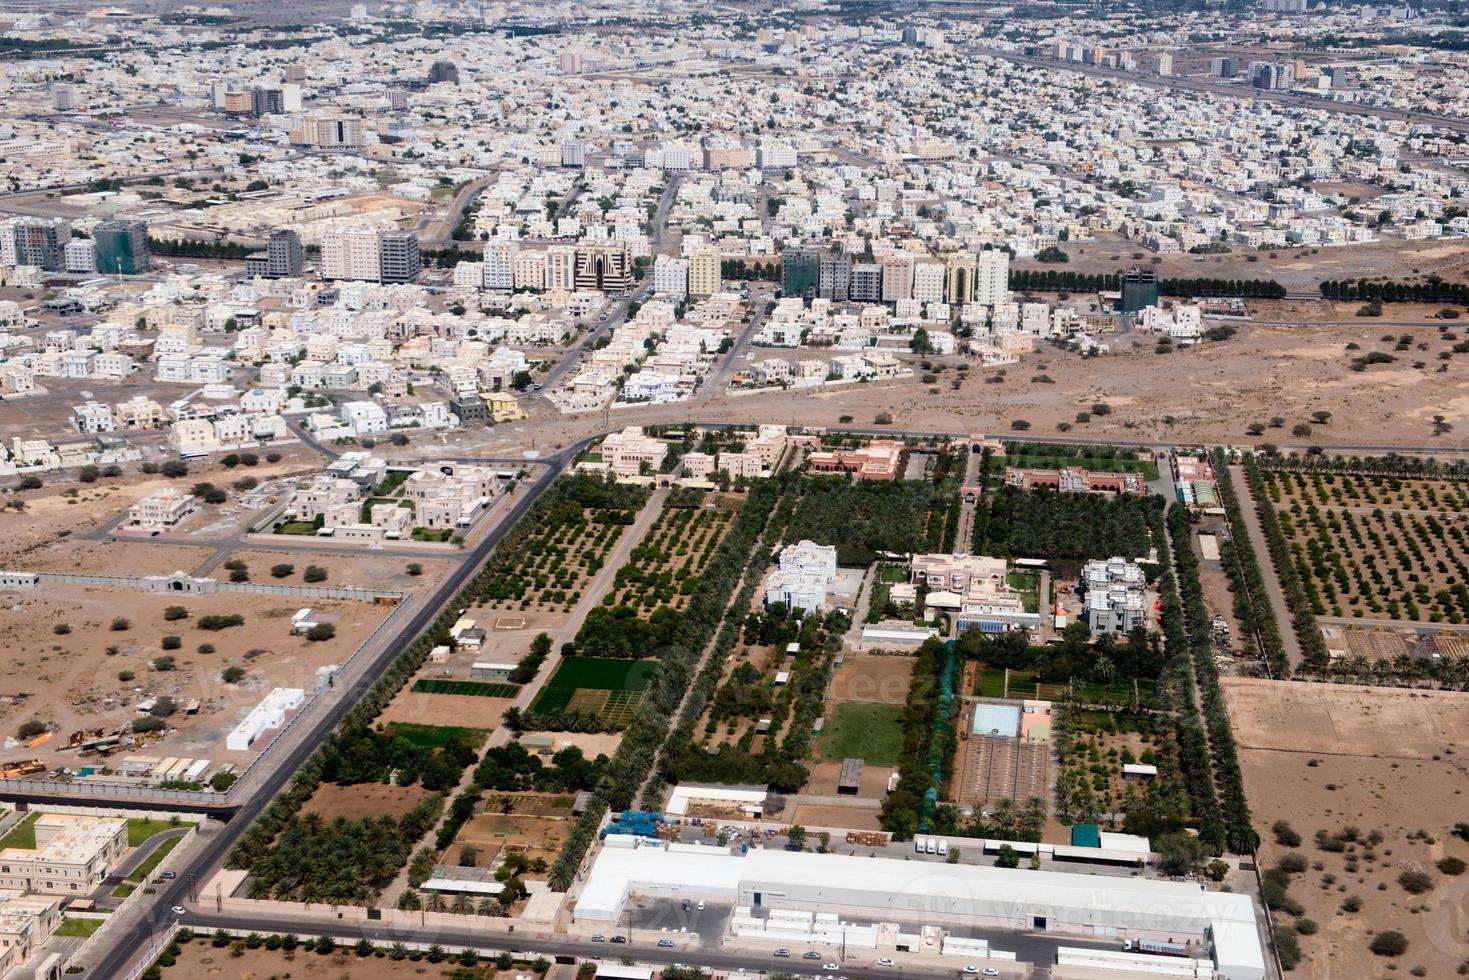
{"left": 52, "top": 623, "right": 71, "bottom": 635}
{"left": 16, "top": 720, "right": 47, "bottom": 739}
{"left": 222, "top": 666, "right": 246, "bottom": 684}
{"left": 110, "top": 617, "right": 130, "bottom": 632}
{"left": 305, "top": 622, "right": 336, "bottom": 642}
{"left": 1398, "top": 869, "right": 1434, "bottom": 894}
{"left": 1437, "top": 856, "right": 1465, "bottom": 876}
{"left": 406, "top": 563, "right": 423, "bottom": 576}
{"left": 1341, "top": 895, "right": 1363, "bottom": 913}
{"left": 1278, "top": 852, "right": 1309, "bottom": 874}
{"left": 304, "top": 565, "right": 327, "bottom": 583}
{"left": 1273, "top": 927, "right": 1302, "bottom": 970}
{"left": 199, "top": 614, "right": 245, "bottom": 631}
{"left": 270, "top": 564, "right": 295, "bottom": 579}
{"left": 1273, "top": 821, "right": 1302, "bottom": 847}
{"left": 152, "top": 655, "right": 177, "bottom": 671}
{"left": 160, "top": 635, "right": 182, "bottom": 650}
{"left": 132, "top": 716, "right": 166, "bottom": 733}
{"left": 164, "top": 606, "right": 189, "bottom": 621}
{"left": 118, "top": 670, "right": 135, "bottom": 682}
{"left": 1295, "top": 918, "right": 1318, "bottom": 935}
{"left": 1370, "top": 931, "right": 1408, "bottom": 956}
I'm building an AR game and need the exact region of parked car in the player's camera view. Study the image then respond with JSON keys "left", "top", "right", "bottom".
{"left": 773, "top": 949, "right": 790, "bottom": 958}
{"left": 590, "top": 935, "right": 605, "bottom": 943}
{"left": 877, "top": 958, "right": 895, "bottom": 967}
{"left": 610, "top": 936, "right": 627, "bottom": 944}
{"left": 657, "top": 939, "right": 675, "bottom": 948}
{"left": 803, "top": 951, "right": 822, "bottom": 960}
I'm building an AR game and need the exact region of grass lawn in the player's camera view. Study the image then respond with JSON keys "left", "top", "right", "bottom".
{"left": 820, "top": 703, "right": 905, "bottom": 766}
{"left": 382, "top": 722, "right": 489, "bottom": 749}
{"left": 110, "top": 882, "right": 135, "bottom": 899}
{"left": 878, "top": 564, "right": 908, "bottom": 584}
{"left": 412, "top": 679, "right": 519, "bottom": 698}
{"left": 412, "top": 527, "right": 455, "bottom": 543}
{"left": 127, "top": 818, "right": 184, "bottom": 847}
{"left": 1007, "top": 571, "right": 1039, "bottom": 614}
{"left": 0, "top": 813, "right": 39, "bottom": 851}
{"left": 56, "top": 917, "right": 104, "bottom": 938}
{"left": 127, "top": 835, "right": 181, "bottom": 883}
{"left": 531, "top": 657, "right": 656, "bottom": 713}
{"left": 275, "top": 521, "right": 318, "bottom": 535}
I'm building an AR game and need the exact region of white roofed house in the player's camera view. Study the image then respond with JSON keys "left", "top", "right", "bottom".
{"left": 765, "top": 539, "right": 839, "bottom": 612}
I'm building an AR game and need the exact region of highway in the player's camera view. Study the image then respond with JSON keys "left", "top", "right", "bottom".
{"left": 81, "top": 439, "right": 586, "bottom": 980}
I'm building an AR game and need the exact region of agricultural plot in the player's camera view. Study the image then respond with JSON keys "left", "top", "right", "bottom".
{"left": 1051, "top": 709, "right": 1187, "bottom": 831}
{"left": 1002, "top": 441, "right": 1161, "bottom": 481}
{"left": 410, "top": 679, "right": 519, "bottom": 698}
{"left": 608, "top": 493, "right": 737, "bottom": 613}
{"left": 819, "top": 702, "right": 903, "bottom": 766}
{"left": 528, "top": 656, "right": 655, "bottom": 725}
{"left": 479, "top": 488, "right": 647, "bottom": 612}
{"left": 1257, "top": 468, "right": 1469, "bottom": 623}
{"left": 975, "top": 668, "right": 1154, "bottom": 705}
{"left": 784, "top": 479, "right": 935, "bottom": 566}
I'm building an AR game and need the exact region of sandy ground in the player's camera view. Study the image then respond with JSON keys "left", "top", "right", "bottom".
{"left": 211, "top": 549, "right": 457, "bottom": 594}
{"left": 0, "top": 585, "right": 389, "bottom": 769}
{"left": 1225, "top": 678, "right": 1469, "bottom": 980}
{"left": 301, "top": 783, "right": 433, "bottom": 822}
{"left": 376, "top": 689, "right": 515, "bottom": 732}
{"left": 419, "top": 316, "right": 1469, "bottom": 461}
{"left": 166, "top": 941, "right": 544, "bottom": 979}
{"left": 790, "top": 803, "right": 883, "bottom": 832}
{"left": 1017, "top": 235, "right": 1469, "bottom": 291}
{"left": 828, "top": 655, "right": 914, "bottom": 705}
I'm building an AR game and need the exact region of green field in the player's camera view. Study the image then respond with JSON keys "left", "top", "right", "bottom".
{"left": 530, "top": 656, "right": 656, "bottom": 714}
{"left": 820, "top": 703, "right": 905, "bottom": 766}
{"left": 275, "top": 521, "right": 318, "bottom": 535}
{"left": 412, "top": 679, "right": 519, "bottom": 698}
{"left": 382, "top": 722, "right": 489, "bottom": 748}
{"left": 127, "top": 817, "right": 184, "bottom": 847}
{"left": 1007, "top": 571, "right": 1040, "bottom": 614}
{"left": 0, "top": 813, "right": 39, "bottom": 851}
{"left": 56, "top": 917, "right": 104, "bottom": 938}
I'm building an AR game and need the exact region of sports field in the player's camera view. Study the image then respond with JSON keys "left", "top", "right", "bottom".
{"left": 411, "top": 679, "right": 520, "bottom": 698}
{"left": 820, "top": 702, "right": 904, "bottom": 766}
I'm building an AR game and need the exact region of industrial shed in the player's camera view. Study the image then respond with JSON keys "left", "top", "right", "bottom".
{"left": 572, "top": 842, "right": 1265, "bottom": 980}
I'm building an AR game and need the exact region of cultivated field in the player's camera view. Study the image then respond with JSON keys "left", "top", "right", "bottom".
{"left": 301, "top": 782, "right": 434, "bottom": 822}
{"left": 1256, "top": 469, "right": 1469, "bottom": 623}
{"left": 528, "top": 656, "right": 655, "bottom": 726}
{"left": 608, "top": 497, "right": 736, "bottom": 613}
{"left": 1225, "top": 677, "right": 1469, "bottom": 980}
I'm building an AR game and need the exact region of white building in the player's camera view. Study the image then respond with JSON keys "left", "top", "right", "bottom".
{"left": 765, "top": 539, "right": 838, "bottom": 612}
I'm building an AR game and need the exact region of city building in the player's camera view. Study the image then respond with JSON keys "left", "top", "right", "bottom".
{"left": 93, "top": 219, "right": 150, "bottom": 276}
{"left": 574, "top": 245, "right": 632, "bottom": 293}
{"left": 378, "top": 231, "right": 422, "bottom": 284}
{"left": 910, "top": 554, "right": 1037, "bottom": 633}
{"left": 1119, "top": 267, "right": 1160, "bottom": 313}
{"left": 320, "top": 228, "right": 382, "bottom": 282}
{"left": 427, "top": 60, "right": 459, "bottom": 85}
{"left": 688, "top": 244, "right": 721, "bottom": 297}
{"left": 781, "top": 245, "right": 821, "bottom": 299}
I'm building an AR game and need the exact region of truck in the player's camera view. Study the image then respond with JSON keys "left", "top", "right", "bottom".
{"left": 915, "top": 836, "right": 927, "bottom": 854}
{"left": 1124, "top": 939, "right": 1191, "bottom": 958}
{"left": 936, "top": 838, "right": 949, "bottom": 856}
{"left": 925, "top": 838, "right": 937, "bottom": 854}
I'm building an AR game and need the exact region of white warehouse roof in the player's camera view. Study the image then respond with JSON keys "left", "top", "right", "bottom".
{"left": 572, "top": 843, "right": 1264, "bottom": 980}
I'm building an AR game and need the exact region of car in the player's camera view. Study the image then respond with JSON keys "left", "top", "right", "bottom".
{"left": 160, "top": 871, "right": 177, "bottom": 879}
{"left": 170, "top": 906, "right": 186, "bottom": 916}
{"left": 657, "top": 939, "right": 675, "bottom": 948}
{"left": 877, "top": 958, "right": 894, "bottom": 967}
{"left": 982, "top": 970, "right": 1000, "bottom": 978}
{"left": 610, "top": 936, "right": 627, "bottom": 944}
{"left": 681, "top": 899, "right": 691, "bottom": 911}
{"left": 803, "top": 952, "right": 822, "bottom": 960}
{"left": 590, "top": 935, "right": 605, "bottom": 943}
{"left": 773, "top": 949, "right": 790, "bottom": 958}
{"left": 823, "top": 964, "right": 840, "bottom": 972}
{"left": 962, "top": 967, "right": 980, "bottom": 975}
{"left": 696, "top": 900, "right": 705, "bottom": 911}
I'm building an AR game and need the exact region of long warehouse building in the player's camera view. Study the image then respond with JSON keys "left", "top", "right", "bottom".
{"left": 572, "top": 840, "right": 1265, "bottom": 980}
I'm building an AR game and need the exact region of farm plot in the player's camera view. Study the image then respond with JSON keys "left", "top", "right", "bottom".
{"left": 1257, "top": 468, "right": 1469, "bottom": 623}
{"left": 479, "top": 483, "right": 649, "bottom": 612}
{"left": 526, "top": 656, "right": 655, "bottom": 727}
{"left": 608, "top": 491, "right": 737, "bottom": 613}
{"left": 410, "top": 679, "right": 519, "bottom": 698}
{"left": 819, "top": 703, "right": 903, "bottom": 766}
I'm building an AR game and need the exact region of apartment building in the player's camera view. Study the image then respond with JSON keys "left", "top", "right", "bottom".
{"left": 0, "top": 815, "right": 128, "bottom": 895}
{"left": 1082, "top": 557, "right": 1148, "bottom": 634}
{"left": 320, "top": 228, "right": 382, "bottom": 282}
{"left": 652, "top": 254, "right": 688, "bottom": 298}
{"left": 688, "top": 244, "right": 721, "bottom": 297}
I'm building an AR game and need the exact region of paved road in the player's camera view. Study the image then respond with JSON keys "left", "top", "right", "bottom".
{"left": 1227, "top": 464, "right": 1304, "bottom": 669}
{"left": 81, "top": 440, "right": 589, "bottom": 980}
{"left": 419, "top": 172, "right": 496, "bottom": 245}
{"left": 696, "top": 283, "right": 777, "bottom": 402}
